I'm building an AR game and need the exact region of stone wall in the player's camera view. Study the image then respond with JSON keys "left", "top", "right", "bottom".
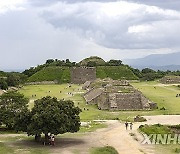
{"left": 71, "top": 67, "right": 96, "bottom": 84}
{"left": 95, "top": 91, "right": 154, "bottom": 110}
{"left": 96, "top": 93, "right": 109, "bottom": 110}
{"left": 26, "top": 81, "right": 58, "bottom": 85}
{"left": 110, "top": 92, "right": 143, "bottom": 110}
{"left": 160, "top": 76, "right": 180, "bottom": 84}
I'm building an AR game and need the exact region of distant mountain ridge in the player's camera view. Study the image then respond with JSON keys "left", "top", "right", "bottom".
{"left": 124, "top": 52, "right": 180, "bottom": 71}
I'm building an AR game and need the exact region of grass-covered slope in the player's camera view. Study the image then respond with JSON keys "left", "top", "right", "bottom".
{"left": 96, "top": 66, "right": 138, "bottom": 80}
{"left": 28, "top": 65, "right": 138, "bottom": 83}
{"left": 28, "top": 67, "right": 70, "bottom": 83}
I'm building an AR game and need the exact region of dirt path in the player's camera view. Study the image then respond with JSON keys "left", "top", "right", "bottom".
{"left": 1, "top": 115, "right": 180, "bottom": 154}
{"left": 52, "top": 120, "right": 152, "bottom": 154}
{"left": 55, "top": 115, "right": 180, "bottom": 154}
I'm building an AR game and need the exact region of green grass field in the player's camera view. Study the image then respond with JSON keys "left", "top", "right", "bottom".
{"left": 19, "top": 81, "right": 180, "bottom": 122}
{"left": 132, "top": 81, "right": 180, "bottom": 114}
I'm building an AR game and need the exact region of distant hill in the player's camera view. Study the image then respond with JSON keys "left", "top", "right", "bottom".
{"left": 131, "top": 65, "right": 180, "bottom": 71}
{"left": 124, "top": 52, "right": 180, "bottom": 71}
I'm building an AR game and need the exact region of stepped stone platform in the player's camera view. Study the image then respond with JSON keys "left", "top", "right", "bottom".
{"left": 84, "top": 78, "right": 157, "bottom": 110}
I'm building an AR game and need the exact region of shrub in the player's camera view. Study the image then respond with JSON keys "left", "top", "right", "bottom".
{"left": 91, "top": 146, "right": 118, "bottom": 154}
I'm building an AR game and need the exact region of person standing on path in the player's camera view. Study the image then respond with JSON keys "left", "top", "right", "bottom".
{"left": 125, "top": 122, "right": 128, "bottom": 130}
{"left": 129, "top": 122, "right": 133, "bottom": 130}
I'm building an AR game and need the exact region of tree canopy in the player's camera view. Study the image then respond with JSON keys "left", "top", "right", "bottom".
{"left": 15, "top": 96, "right": 81, "bottom": 139}
{"left": 0, "top": 92, "right": 29, "bottom": 129}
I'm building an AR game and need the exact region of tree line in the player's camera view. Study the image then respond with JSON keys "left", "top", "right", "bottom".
{"left": 0, "top": 73, "right": 27, "bottom": 90}
{"left": 129, "top": 67, "right": 180, "bottom": 81}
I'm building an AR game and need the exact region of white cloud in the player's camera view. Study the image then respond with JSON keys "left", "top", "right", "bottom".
{"left": 0, "top": 0, "right": 26, "bottom": 14}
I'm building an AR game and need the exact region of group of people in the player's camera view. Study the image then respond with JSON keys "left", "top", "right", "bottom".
{"left": 47, "top": 134, "right": 55, "bottom": 146}
{"left": 176, "top": 94, "right": 180, "bottom": 97}
{"left": 125, "top": 122, "right": 133, "bottom": 130}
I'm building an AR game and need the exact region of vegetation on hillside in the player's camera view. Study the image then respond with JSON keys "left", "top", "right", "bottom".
{"left": 96, "top": 66, "right": 138, "bottom": 80}
{"left": 79, "top": 56, "right": 106, "bottom": 66}
{"left": 23, "top": 56, "right": 124, "bottom": 77}
{"left": 2, "top": 56, "right": 180, "bottom": 84}
{"left": 23, "top": 57, "right": 138, "bottom": 82}
{"left": 28, "top": 67, "right": 70, "bottom": 83}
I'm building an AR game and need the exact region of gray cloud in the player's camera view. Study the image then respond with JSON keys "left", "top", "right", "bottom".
{"left": 0, "top": 0, "right": 180, "bottom": 70}
{"left": 38, "top": 1, "right": 180, "bottom": 49}
{"left": 30, "top": 0, "right": 180, "bottom": 11}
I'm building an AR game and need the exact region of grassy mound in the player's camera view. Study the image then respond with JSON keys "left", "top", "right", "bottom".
{"left": 96, "top": 66, "right": 138, "bottom": 80}
{"left": 79, "top": 56, "right": 106, "bottom": 66}
{"left": 27, "top": 65, "right": 138, "bottom": 83}
{"left": 28, "top": 67, "right": 70, "bottom": 83}
{"left": 91, "top": 146, "right": 118, "bottom": 154}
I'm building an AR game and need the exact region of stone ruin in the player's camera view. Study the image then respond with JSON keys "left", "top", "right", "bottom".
{"left": 160, "top": 76, "right": 180, "bottom": 84}
{"left": 0, "top": 89, "right": 4, "bottom": 96}
{"left": 83, "top": 78, "right": 157, "bottom": 110}
{"left": 0, "top": 89, "right": 6, "bottom": 96}
{"left": 71, "top": 67, "right": 96, "bottom": 84}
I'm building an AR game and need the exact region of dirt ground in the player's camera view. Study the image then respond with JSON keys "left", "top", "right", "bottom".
{"left": 49, "top": 115, "right": 180, "bottom": 154}
{"left": 1, "top": 115, "right": 180, "bottom": 154}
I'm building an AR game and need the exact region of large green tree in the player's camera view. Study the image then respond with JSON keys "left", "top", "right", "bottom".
{"left": 15, "top": 96, "right": 81, "bottom": 141}
{"left": 0, "top": 92, "right": 29, "bottom": 129}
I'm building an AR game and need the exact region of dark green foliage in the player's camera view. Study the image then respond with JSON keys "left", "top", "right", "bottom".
{"left": 106, "top": 59, "right": 122, "bottom": 66}
{"left": 142, "top": 68, "right": 156, "bottom": 74}
{"left": 141, "top": 73, "right": 164, "bottom": 81}
{"left": 0, "top": 92, "right": 29, "bottom": 129}
{"left": 79, "top": 56, "right": 106, "bottom": 66}
{"left": 46, "top": 59, "right": 54, "bottom": 64}
{"left": 0, "top": 78, "right": 8, "bottom": 90}
{"left": 23, "top": 65, "right": 45, "bottom": 77}
{"left": 17, "top": 96, "right": 82, "bottom": 137}
{"left": 0, "top": 71, "right": 7, "bottom": 77}
{"left": 28, "top": 67, "right": 70, "bottom": 83}
{"left": 23, "top": 59, "right": 77, "bottom": 77}
{"left": 91, "top": 146, "right": 118, "bottom": 154}
{"left": 96, "top": 66, "right": 138, "bottom": 80}
{"left": 6, "top": 73, "right": 27, "bottom": 86}
{"left": 128, "top": 67, "right": 143, "bottom": 78}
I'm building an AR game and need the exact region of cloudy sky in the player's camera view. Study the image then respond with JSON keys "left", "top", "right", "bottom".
{"left": 0, "top": 0, "right": 180, "bottom": 70}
